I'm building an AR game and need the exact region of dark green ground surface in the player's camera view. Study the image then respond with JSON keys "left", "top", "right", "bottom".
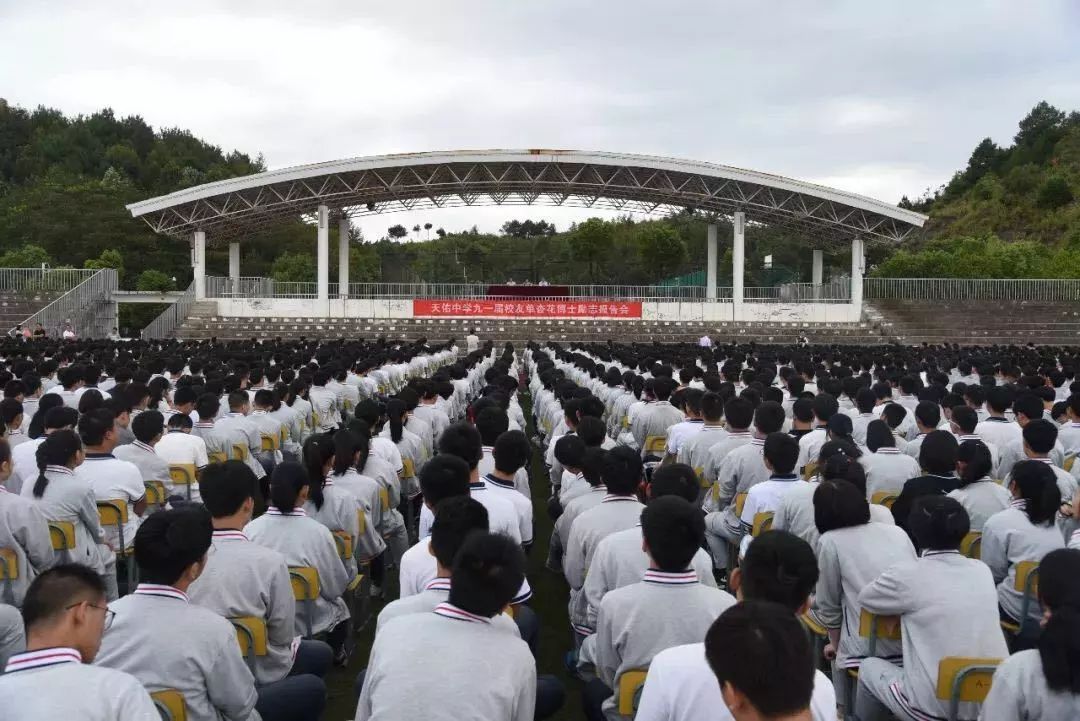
{"left": 323, "top": 392, "right": 580, "bottom": 720}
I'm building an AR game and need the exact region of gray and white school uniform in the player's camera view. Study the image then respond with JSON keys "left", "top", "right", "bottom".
{"left": 9, "top": 436, "right": 44, "bottom": 494}
{"left": 701, "top": 430, "right": 753, "bottom": 491}
{"left": 418, "top": 480, "right": 522, "bottom": 543}
{"left": 483, "top": 474, "right": 534, "bottom": 545}
{"left": 413, "top": 404, "right": 450, "bottom": 447}
{"left": 0, "top": 485, "right": 54, "bottom": 606}
{"left": 304, "top": 480, "right": 383, "bottom": 575}
{"left": 704, "top": 435, "right": 768, "bottom": 515}
{"left": 975, "top": 417, "right": 1022, "bottom": 456}
{"left": 980, "top": 649, "right": 1080, "bottom": 721}
{"left": 1058, "top": 421, "right": 1080, "bottom": 454}
{"left": 379, "top": 428, "right": 422, "bottom": 498}
{"left": 267, "top": 405, "right": 302, "bottom": 457}
{"left": 0, "top": 603, "right": 24, "bottom": 668}
{"left": 631, "top": 401, "right": 684, "bottom": 454}
{"left": 856, "top": 551, "right": 1008, "bottom": 721}
{"left": 188, "top": 530, "right": 298, "bottom": 686}
{"left": 76, "top": 453, "right": 145, "bottom": 552}
{"left": 325, "top": 470, "right": 387, "bottom": 562}
{"left": 947, "top": 478, "right": 1012, "bottom": 531}
{"left": 96, "top": 585, "right": 260, "bottom": 721}
{"left": 397, "top": 537, "right": 533, "bottom": 604}
{"left": 405, "top": 414, "right": 434, "bottom": 460}
{"left": 554, "top": 485, "right": 608, "bottom": 554}
{"left": 357, "top": 604, "right": 536, "bottom": 721}
{"left": 812, "top": 522, "right": 917, "bottom": 671}
{"left": 851, "top": 412, "right": 878, "bottom": 446}
{"left": 376, "top": 577, "right": 518, "bottom": 636}
{"left": 665, "top": 419, "right": 704, "bottom": 457}
{"left": 4, "top": 429, "right": 29, "bottom": 451}
{"left": 954, "top": 433, "right": 1001, "bottom": 477}
{"left": 359, "top": 455, "right": 408, "bottom": 563}
{"left": 1, "top": 647, "right": 158, "bottom": 721}
{"left": 998, "top": 442, "right": 1068, "bottom": 483}
{"left": 796, "top": 427, "right": 829, "bottom": 476}
{"left": 582, "top": 525, "right": 715, "bottom": 630}
{"left": 245, "top": 508, "right": 350, "bottom": 636}
{"left": 862, "top": 447, "right": 921, "bottom": 497}
{"left": 676, "top": 424, "right": 728, "bottom": 477}
{"left": 981, "top": 503, "right": 1064, "bottom": 623}
{"left": 216, "top": 413, "right": 268, "bottom": 481}
{"left": 248, "top": 410, "right": 285, "bottom": 465}
{"left": 23, "top": 466, "right": 112, "bottom": 578}
{"left": 114, "top": 440, "right": 172, "bottom": 485}
{"left": 587, "top": 571, "right": 736, "bottom": 721}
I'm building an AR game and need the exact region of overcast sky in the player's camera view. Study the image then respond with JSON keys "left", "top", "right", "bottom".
{"left": 2, "top": 0, "right": 1079, "bottom": 241}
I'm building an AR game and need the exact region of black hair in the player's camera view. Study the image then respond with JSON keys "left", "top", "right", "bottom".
{"left": 268, "top": 461, "right": 310, "bottom": 513}
{"left": 740, "top": 530, "right": 819, "bottom": 613}
{"left": 1036, "top": 548, "right": 1080, "bottom": 693}
{"left": 21, "top": 563, "right": 107, "bottom": 630}
{"left": 475, "top": 407, "right": 509, "bottom": 446}
{"left": 0, "top": 398, "right": 22, "bottom": 426}
{"left": 168, "top": 413, "right": 193, "bottom": 431}
{"left": 332, "top": 429, "right": 361, "bottom": 477}
{"left": 813, "top": 480, "right": 870, "bottom": 534}
{"left": 492, "top": 430, "right": 531, "bottom": 475}
{"left": 950, "top": 405, "right": 979, "bottom": 434}
{"left": 134, "top": 506, "right": 213, "bottom": 585}
{"left": 753, "top": 401, "right": 786, "bottom": 435}
{"left": 702, "top": 391, "right": 724, "bottom": 422}
{"left": 641, "top": 496, "right": 705, "bottom": 572}
{"left": 704, "top": 601, "right": 815, "bottom": 717}
{"left": 1023, "top": 418, "right": 1059, "bottom": 455}
{"left": 28, "top": 393, "right": 64, "bottom": 439}
{"left": 821, "top": 452, "right": 868, "bottom": 495}
{"left": 724, "top": 398, "right": 754, "bottom": 430}
{"left": 811, "top": 394, "right": 839, "bottom": 423}
{"left": 956, "top": 440, "right": 993, "bottom": 487}
{"left": 763, "top": 432, "right": 799, "bottom": 475}
{"left": 914, "top": 400, "right": 941, "bottom": 429}
{"left": 554, "top": 434, "right": 586, "bottom": 469}
{"left": 581, "top": 447, "right": 607, "bottom": 487}
{"left": 576, "top": 416, "right": 607, "bottom": 447}
{"left": 648, "top": 463, "right": 699, "bottom": 503}
{"left": 195, "top": 393, "right": 220, "bottom": 421}
{"left": 909, "top": 495, "right": 970, "bottom": 551}
{"left": 448, "top": 532, "right": 526, "bottom": 617}
{"left": 302, "top": 434, "right": 335, "bottom": 511}
{"left": 1011, "top": 460, "right": 1062, "bottom": 527}
{"left": 131, "top": 410, "right": 165, "bottom": 445}
{"left": 1014, "top": 393, "right": 1044, "bottom": 422}
{"left": 386, "top": 398, "right": 407, "bottom": 443}
{"left": 602, "top": 445, "right": 643, "bottom": 496}
{"left": 430, "top": 496, "right": 489, "bottom": 568}
{"left": 77, "top": 408, "right": 115, "bottom": 448}
{"left": 791, "top": 398, "right": 814, "bottom": 424}
{"left": 32, "top": 429, "right": 82, "bottom": 498}
{"left": 865, "top": 420, "right": 894, "bottom": 452}
{"left": 420, "top": 454, "right": 471, "bottom": 506}
{"left": 855, "top": 388, "right": 877, "bottom": 413}
{"left": 200, "top": 460, "right": 259, "bottom": 518}
{"left": 919, "top": 430, "right": 959, "bottom": 475}
{"left": 881, "top": 403, "right": 907, "bottom": 431}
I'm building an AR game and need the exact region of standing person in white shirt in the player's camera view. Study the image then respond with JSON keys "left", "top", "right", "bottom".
{"left": 465, "top": 329, "right": 480, "bottom": 353}
{"left": 0, "top": 564, "right": 158, "bottom": 721}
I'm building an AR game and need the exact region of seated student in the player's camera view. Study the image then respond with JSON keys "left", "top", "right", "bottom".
{"left": 95, "top": 508, "right": 260, "bottom": 721}
{"left": 565, "top": 447, "right": 646, "bottom": 643}
{"left": 880, "top": 402, "right": 911, "bottom": 453}
{"left": 997, "top": 394, "right": 1068, "bottom": 479}
{"left": 632, "top": 377, "right": 684, "bottom": 458}
{"left": 811, "top": 480, "right": 916, "bottom": 715}
{"left": 245, "top": 462, "right": 352, "bottom": 664}
{"left": 1006, "top": 418, "right": 1079, "bottom": 509}
{"left": 636, "top": 530, "right": 837, "bottom": 721}
{"left": 549, "top": 447, "right": 608, "bottom": 573}
{"left": 357, "top": 533, "right": 540, "bottom": 721}
{"left": 735, "top": 432, "right": 804, "bottom": 556}
{"left": 113, "top": 410, "right": 172, "bottom": 488}
{"left": 188, "top": 461, "right": 329, "bottom": 721}
{"left": 664, "top": 388, "right": 704, "bottom": 460}
{"left": 560, "top": 416, "right": 612, "bottom": 502}
{"left": 75, "top": 409, "right": 147, "bottom": 557}
{"left": 12, "top": 405, "right": 77, "bottom": 494}
{"left": 676, "top": 391, "right": 727, "bottom": 479}
{"left": 855, "top": 496, "right": 1008, "bottom": 721}
{"left": 0, "top": 565, "right": 157, "bottom": 720}
{"left": 890, "top": 430, "right": 961, "bottom": 538}
{"left": 701, "top": 397, "right": 755, "bottom": 494}
{"left": 25, "top": 430, "right": 119, "bottom": 600}
{"left": 485, "top": 430, "right": 535, "bottom": 549}
{"left": 380, "top": 399, "right": 424, "bottom": 500}
{"left": 249, "top": 389, "right": 286, "bottom": 472}
{"left": 326, "top": 430, "right": 392, "bottom": 585}
{"left": 0, "top": 602, "right": 22, "bottom": 668}
{"left": 795, "top": 394, "right": 839, "bottom": 475}
{"left": 861, "top": 419, "right": 921, "bottom": 498}
{"left": 155, "top": 412, "right": 210, "bottom": 502}
{"left": 0, "top": 437, "right": 54, "bottom": 607}
{"left": 850, "top": 388, "right": 879, "bottom": 446}
{"left": 982, "top": 460, "right": 1065, "bottom": 629}
{"left": 216, "top": 391, "right": 270, "bottom": 483}
{"left": 552, "top": 433, "right": 588, "bottom": 512}
{"left": 901, "top": 401, "right": 941, "bottom": 460}
{"left": 1, "top": 398, "right": 27, "bottom": 450}
{"left": 949, "top": 404, "right": 1000, "bottom": 476}
{"left": 947, "top": 439, "right": 1011, "bottom": 531}
{"left": 981, "top": 547, "right": 1080, "bottom": 720}
{"left": 582, "top": 496, "right": 736, "bottom": 721}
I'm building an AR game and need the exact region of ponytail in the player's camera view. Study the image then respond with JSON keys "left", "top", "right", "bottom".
{"left": 1011, "top": 460, "right": 1061, "bottom": 526}
{"left": 956, "top": 440, "right": 992, "bottom": 488}
{"left": 301, "top": 434, "right": 334, "bottom": 511}
{"left": 33, "top": 429, "right": 82, "bottom": 498}
{"left": 387, "top": 399, "right": 406, "bottom": 444}
{"left": 269, "top": 461, "right": 308, "bottom": 512}
{"left": 1036, "top": 549, "right": 1080, "bottom": 692}
{"left": 332, "top": 430, "right": 359, "bottom": 477}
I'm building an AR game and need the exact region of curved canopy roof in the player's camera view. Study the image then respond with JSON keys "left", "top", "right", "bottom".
{"left": 127, "top": 149, "right": 927, "bottom": 245}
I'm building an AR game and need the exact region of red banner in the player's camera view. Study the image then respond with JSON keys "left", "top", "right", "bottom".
{"left": 413, "top": 299, "right": 643, "bottom": 318}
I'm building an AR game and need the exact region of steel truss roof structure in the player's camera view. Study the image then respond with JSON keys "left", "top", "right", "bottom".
{"left": 127, "top": 150, "right": 927, "bottom": 246}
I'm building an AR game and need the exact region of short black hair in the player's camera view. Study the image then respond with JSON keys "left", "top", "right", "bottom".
{"left": 1023, "top": 418, "right": 1059, "bottom": 455}
{"left": 475, "top": 407, "right": 509, "bottom": 446}
{"left": 22, "top": 563, "right": 106, "bottom": 630}
{"left": 430, "top": 496, "right": 489, "bottom": 568}
{"left": 641, "top": 496, "right": 704, "bottom": 571}
{"left": 724, "top": 398, "right": 754, "bottom": 430}
{"left": 554, "top": 434, "right": 586, "bottom": 469}
{"left": 575, "top": 416, "right": 607, "bottom": 447}
{"left": 811, "top": 394, "right": 839, "bottom": 422}
{"left": 448, "top": 532, "right": 526, "bottom": 617}
{"left": 602, "top": 446, "right": 643, "bottom": 495}
{"left": 915, "top": 401, "right": 941, "bottom": 429}
{"left": 950, "top": 405, "right": 979, "bottom": 434}
{"left": 438, "top": 422, "right": 484, "bottom": 470}
{"left": 865, "top": 419, "right": 894, "bottom": 452}
{"left": 195, "top": 393, "right": 220, "bottom": 420}
{"left": 131, "top": 410, "right": 165, "bottom": 444}
{"left": 77, "top": 408, "right": 115, "bottom": 447}
{"left": 648, "top": 463, "right": 699, "bottom": 502}
{"left": 813, "top": 480, "right": 870, "bottom": 534}
{"left": 199, "top": 460, "right": 258, "bottom": 518}
{"left": 753, "top": 401, "right": 786, "bottom": 434}
{"left": 701, "top": 391, "right": 724, "bottom": 422}
{"left": 919, "top": 430, "right": 959, "bottom": 475}
{"left": 134, "top": 507, "right": 213, "bottom": 585}
{"left": 763, "top": 432, "right": 799, "bottom": 475}
{"left": 740, "top": 530, "right": 819, "bottom": 613}
{"left": 168, "top": 413, "right": 193, "bottom": 431}
{"left": 492, "top": 430, "right": 531, "bottom": 474}
{"left": 0, "top": 398, "right": 22, "bottom": 426}
{"left": 1014, "top": 393, "right": 1044, "bottom": 421}
{"left": 791, "top": 398, "right": 814, "bottom": 423}
{"left": 581, "top": 447, "right": 607, "bottom": 487}
{"left": 705, "top": 601, "right": 815, "bottom": 717}
{"left": 909, "top": 495, "right": 970, "bottom": 551}
{"left": 420, "top": 454, "right": 471, "bottom": 506}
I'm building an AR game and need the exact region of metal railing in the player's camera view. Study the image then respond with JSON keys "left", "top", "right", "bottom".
{"left": 745, "top": 279, "right": 851, "bottom": 303}
{"left": 9, "top": 269, "right": 118, "bottom": 338}
{"left": 864, "top": 277, "right": 1080, "bottom": 301}
{"left": 0, "top": 267, "right": 99, "bottom": 293}
{"left": 143, "top": 282, "right": 196, "bottom": 340}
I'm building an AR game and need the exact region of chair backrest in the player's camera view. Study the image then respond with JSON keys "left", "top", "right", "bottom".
{"left": 332, "top": 531, "right": 354, "bottom": 561}
{"left": 97, "top": 499, "right": 129, "bottom": 527}
{"left": 694, "top": 466, "right": 708, "bottom": 488}
{"left": 230, "top": 443, "right": 249, "bottom": 462}
{"left": 644, "top": 435, "right": 667, "bottom": 455}
{"left": 260, "top": 434, "right": 280, "bottom": 452}
{"left": 230, "top": 616, "right": 269, "bottom": 657}
{"left": 870, "top": 491, "right": 899, "bottom": 509}
{"left": 378, "top": 487, "right": 390, "bottom": 512}
{"left": 289, "top": 566, "right": 321, "bottom": 601}
{"left": 935, "top": 656, "right": 1001, "bottom": 720}
{"left": 279, "top": 426, "right": 289, "bottom": 445}
{"left": 1065, "top": 454, "right": 1076, "bottom": 473}
{"left": 800, "top": 611, "right": 828, "bottom": 638}
{"left": 1015, "top": 561, "right": 1039, "bottom": 595}
{"left": 751, "top": 511, "right": 774, "bottom": 537}
{"left": 401, "top": 458, "right": 416, "bottom": 478}
{"left": 48, "top": 521, "right": 76, "bottom": 551}
{"left": 859, "top": 609, "right": 901, "bottom": 655}
{"left": 207, "top": 451, "right": 228, "bottom": 464}
{"left": 734, "top": 492, "right": 748, "bottom": 518}
{"left": 0, "top": 547, "right": 18, "bottom": 580}
{"left": 168, "top": 464, "right": 197, "bottom": 486}
{"left": 617, "top": 669, "right": 649, "bottom": 715}
{"left": 150, "top": 689, "right": 187, "bottom": 721}
{"left": 144, "top": 480, "right": 167, "bottom": 507}
{"left": 802, "top": 461, "right": 819, "bottom": 481}
{"left": 960, "top": 532, "right": 982, "bottom": 559}
{"left": 357, "top": 508, "right": 367, "bottom": 536}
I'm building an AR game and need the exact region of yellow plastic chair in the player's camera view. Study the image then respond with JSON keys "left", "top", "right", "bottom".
{"left": 260, "top": 434, "right": 280, "bottom": 453}
{"left": 378, "top": 487, "right": 390, "bottom": 513}
{"left": 0, "top": 547, "right": 17, "bottom": 606}
{"left": 289, "top": 566, "right": 321, "bottom": 637}
{"left": 751, "top": 511, "right": 774, "bottom": 537}
{"left": 802, "top": 461, "right": 819, "bottom": 481}
{"left": 1065, "top": 454, "right": 1076, "bottom": 473}
{"left": 208, "top": 451, "right": 228, "bottom": 464}
{"left": 48, "top": 521, "right": 75, "bottom": 552}
{"left": 694, "top": 467, "right": 708, "bottom": 489}
{"left": 332, "top": 530, "right": 354, "bottom": 562}
{"left": 733, "top": 492, "right": 748, "bottom": 518}
{"left": 230, "top": 616, "right": 268, "bottom": 672}
{"left": 617, "top": 669, "right": 649, "bottom": 716}
{"left": 871, "top": 491, "right": 899, "bottom": 509}
{"left": 150, "top": 689, "right": 187, "bottom": 721}
{"left": 859, "top": 609, "right": 902, "bottom": 657}
{"left": 144, "top": 480, "right": 167, "bottom": 510}
{"left": 356, "top": 508, "right": 367, "bottom": 537}
{"left": 97, "top": 499, "right": 136, "bottom": 586}
{"left": 169, "top": 464, "right": 197, "bottom": 502}
{"left": 230, "top": 443, "right": 249, "bottom": 462}
{"left": 643, "top": 435, "right": 667, "bottom": 456}
{"left": 800, "top": 612, "right": 829, "bottom": 664}
{"left": 960, "top": 532, "right": 982, "bottom": 559}
{"left": 935, "top": 657, "right": 1001, "bottom": 721}
{"left": 1001, "top": 561, "right": 1039, "bottom": 635}
{"left": 401, "top": 458, "right": 416, "bottom": 479}
{"left": 279, "top": 426, "right": 290, "bottom": 446}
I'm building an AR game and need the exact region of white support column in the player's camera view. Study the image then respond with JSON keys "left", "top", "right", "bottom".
{"left": 812, "top": 248, "right": 823, "bottom": 300}
{"left": 192, "top": 230, "right": 206, "bottom": 300}
{"left": 228, "top": 242, "right": 240, "bottom": 296}
{"left": 732, "top": 211, "right": 745, "bottom": 317}
{"left": 338, "top": 214, "right": 350, "bottom": 298}
{"left": 850, "top": 236, "right": 864, "bottom": 318}
{"left": 316, "top": 204, "right": 329, "bottom": 302}
{"left": 706, "top": 223, "right": 718, "bottom": 301}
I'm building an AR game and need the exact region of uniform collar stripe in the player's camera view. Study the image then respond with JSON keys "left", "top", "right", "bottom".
{"left": 643, "top": 569, "right": 698, "bottom": 585}
{"left": 133, "top": 584, "right": 189, "bottom": 602}
{"left": 468, "top": 482, "right": 487, "bottom": 491}
{"left": 45, "top": 465, "right": 74, "bottom": 475}
{"left": 266, "top": 507, "right": 307, "bottom": 517}
{"left": 769, "top": 474, "right": 799, "bottom": 481}
{"left": 425, "top": 578, "right": 452, "bottom": 591}
{"left": 876, "top": 448, "right": 901, "bottom": 454}
{"left": 484, "top": 474, "right": 515, "bottom": 489}
{"left": 132, "top": 441, "right": 155, "bottom": 453}
{"left": 922, "top": 549, "right": 961, "bottom": 558}
{"left": 602, "top": 494, "right": 638, "bottom": 503}
{"left": 1010, "top": 498, "right": 1027, "bottom": 510}
{"left": 433, "top": 603, "right": 490, "bottom": 624}
{"left": 212, "top": 530, "right": 249, "bottom": 540}
{"left": 4, "top": 647, "right": 83, "bottom": 673}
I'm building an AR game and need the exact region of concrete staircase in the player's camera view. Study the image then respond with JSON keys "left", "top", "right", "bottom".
{"left": 0, "top": 290, "right": 65, "bottom": 333}
{"left": 869, "top": 299, "right": 1080, "bottom": 345}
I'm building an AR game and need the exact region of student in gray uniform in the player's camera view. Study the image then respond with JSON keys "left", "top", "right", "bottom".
{"left": 946, "top": 440, "right": 1011, "bottom": 531}
{"left": 95, "top": 509, "right": 260, "bottom": 721}
{"left": 981, "top": 547, "right": 1080, "bottom": 720}
{"left": 356, "top": 532, "right": 539, "bottom": 721}
{"left": 582, "top": 495, "right": 736, "bottom": 721}
{"left": 982, "top": 460, "right": 1065, "bottom": 630}
{"left": 0, "top": 437, "right": 54, "bottom": 607}
{"left": 0, "top": 564, "right": 157, "bottom": 720}
{"left": 632, "top": 377, "right": 684, "bottom": 458}
{"left": 245, "top": 462, "right": 352, "bottom": 665}
{"left": 113, "top": 410, "right": 172, "bottom": 489}
{"left": 861, "top": 420, "right": 921, "bottom": 498}
{"left": 328, "top": 429, "right": 392, "bottom": 590}
{"left": 855, "top": 496, "right": 1008, "bottom": 721}
{"left": 188, "top": 461, "right": 330, "bottom": 721}
{"left": 0, "top": 602, "right": 24, "bottom": 668}
{"left": 549, "top": 446, "right": 607, "bottom": 573}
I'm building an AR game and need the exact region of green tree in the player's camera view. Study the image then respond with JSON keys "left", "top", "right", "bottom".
{"left": 637, "top": 225, "right": 687, "bottom": 280}
{"left": 387, "top": 224, "right": 408, "bottom": 240}
{"left": 0, "top": 244, "right": 51, "bottom": 267}
{"left": 135, "top": 269, "right": 174, "bottom": 291}
{"left": 84, "top": 248, "right": 124, "bottom": 281}
{"left": 569, "top": 218, "right": 612, "bottom": 281}
{"left": 1037, "top": 176, "right": 1074, "bottom": 209}
{"left": 270, "top": 252, "right": 316, "bottom": 282}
